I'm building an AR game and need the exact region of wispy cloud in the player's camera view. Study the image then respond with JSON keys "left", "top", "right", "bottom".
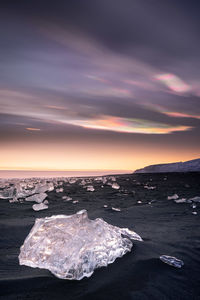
{"left": 26, "top": 127, "right": 41, "bottom": 131}
{"left": 163, "top": 111, "right": 200, "bottom": 119}
{"left": 61, "top": 115, "right": 192, "bottom": 134}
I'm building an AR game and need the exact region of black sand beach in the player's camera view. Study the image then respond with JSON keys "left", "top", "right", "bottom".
{"left": 0, "top": 173, "right": 200, "bottom": 299}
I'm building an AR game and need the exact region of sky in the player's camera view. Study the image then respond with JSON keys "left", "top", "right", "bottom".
{"left": 0, "top": 0, "right": 200, "bottom": 172}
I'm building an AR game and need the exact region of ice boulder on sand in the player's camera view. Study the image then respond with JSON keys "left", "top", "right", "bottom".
{"left": 25, "top": 193, "right": 47, "bottom": 203}
{"left": 19, "top": 210, "right": 142, "bottom": 280}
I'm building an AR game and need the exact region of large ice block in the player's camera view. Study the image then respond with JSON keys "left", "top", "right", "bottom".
{"left": 19, "top": 210, "right": 142, "bottom": 280}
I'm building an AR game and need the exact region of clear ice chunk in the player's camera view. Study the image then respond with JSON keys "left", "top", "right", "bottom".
{"left": 160, "top": 255, "right": 184, "bottom": 268}
{"left": 112, "top": 207, "right": 121, "bottom": 212}
{"left": 69, "top": 178, "right": 77, "bottom": 184}
{"left": 62, "top": 196, "right": 72, "bottom": 201}
{"left": 87, "top": 185, "right": 95, "bottom": 192}
{"left": 174, "top": 198, "right": 187, "bottom": 203}
{"left": 19, "top": 210, "right": 142, "bottom": 280}
{"left": 9, "top": 196, "right": 18, "bottom": 203}
{"left": 0, "top": 187, "right": 15, "bottom": 199}
{"left": 35, "top": 182, "right": 54, "bottom": 193}
{"left": 56, "top": 188, "right": 63, "bottom": 193}
{"left": 144, "top": 185, "right": 156, "bottom": 190}
{"left": 32, "top": 203, "right": 48, "bottom": 211}
{"left": 167, "top": 194, "right": 179, "bottom": 200}
{"left": 25, "top": 193, "right": 47, "bottom": 203}
{"left": 111, "top": 183, "right": 120, "bottom": 190}
{"left": 189, "top": 196, "right": 200, "bottom": 203}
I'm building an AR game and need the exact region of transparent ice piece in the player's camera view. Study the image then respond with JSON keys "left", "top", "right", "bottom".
{"left": 111, "top": 183, "right": 120, "bottom": 190}
{"left": 112, "top": 207, "right": 121, "bottom": 212}
{"left": 174, "top": 198, "right": 187, "bottom": 203}
{"left": 160, "top": 255, "right": 184, "bottom": 268}
{"left": 19, "top": 210, "right": 142, "bottom": 280}
{"left": 32, "top": 203, "right": 48, "bottom": 211}
{"left": 25, "top": 193, "right": 47, "bottom": 203}
{"left": 167, "top": 194, "right": 179, "bottom": 200}
{"left": 87, "top": 185, "right": 95, "bottom": 192}
{"left": 189, "top": 196, "right": 200, "bottom": 203}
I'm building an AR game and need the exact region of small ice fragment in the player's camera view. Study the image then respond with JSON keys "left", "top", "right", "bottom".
{"left": 109, "top": 176, "right": 116, "bottom": 182}
{"left": 62, "top": 196, "right": 72, "bottom": 201}
{"left": 32, "top": 203, "right": 48, "bottom": 211}
{"left": 189, "top": 196, "right": 200, "bottom": 203}
{"left": 87, "top": 185, "right": 95, "bottom": 192}
{"left": 167, "top": 194, "right": 179, "bottom": 200}
{"left": 102, "top": 177, "right": 107, "bottom": 184}
{"left": 69, "top": 179, "right": 77, "bottom": 184}
{"left": 47, "top": 183, "right": 54, "bottom": 192}
{"left": 79, "top": 180, "right": 86, "bottom": 186}
{"left": 160, "top": 255, "right": 184, "bottom": 268}
{"left": 192, "top": 211, "right": 197, "bottom": 215}
{"left": 191, "top": 204, "right": 196, "bottom": 209}
{"left": 25, "top": 193, "right": 47, "bottom": 203}
{"left": 111, "top": 183, "right": 120, "bottom": 190}
{"left": 43, "top": 200, "right": 49, "bottom": 205}
{"left": 19, "top": 210, "right": 142, "bottom": 280}
{"left": 9, "top": 196, "right": 18, "bottom": 203}
{"left": 112, "top": 207, "right": 121, "bottom": 212}
{"left": 174, "top": 198, "right": 187, "bottom": 203}
{"left": 73, "top": 200, "right": 79, "bottom": 204}
{"left": 103, "top": 205, "right": 108, "bottom": 208}
{"left": 56, "top": 188, "right": 63, "bottom": 193}
{"left": 137, "top": 201, "right": 142, "bottom": 204}
{"left": 144, "top": 185, "right": 156, "bottom": 190}
{"left": 186, "top": 199, "right": 192, "bottom": 204}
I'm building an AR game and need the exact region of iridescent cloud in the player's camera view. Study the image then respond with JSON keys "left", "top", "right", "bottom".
{"left": 163, "top": 111, "right": 200, "bottom": 119}
{"left": 62, "top": 115, "right": 192, "bottom": 135}
{"left": 155, "top": 74, "right": 190, "bottom": 93}
{"left": 26, "top": 128, "right": 41, "bottom": 131}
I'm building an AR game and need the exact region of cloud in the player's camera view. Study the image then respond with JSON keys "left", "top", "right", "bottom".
{"left": 26, "top": 128, "right": 41, "bottom": 131}
{"left": 60, "top": 115, "right": 192, "bottom": 135}
{"left": 163, "top": 111, "right": 200, "bottom": 120}
{"left": 154, "top": 73, "right": 190, "bottom": 93}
